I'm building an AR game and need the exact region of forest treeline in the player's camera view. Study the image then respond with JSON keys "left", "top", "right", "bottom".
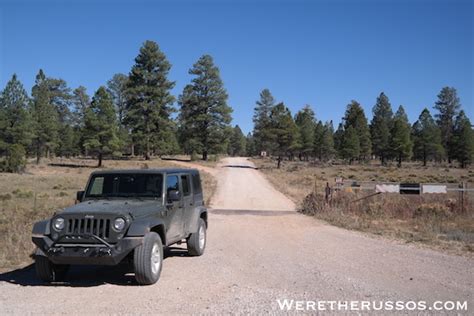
{"left": 0, "top": 40, "right": 473, "bottom": 172}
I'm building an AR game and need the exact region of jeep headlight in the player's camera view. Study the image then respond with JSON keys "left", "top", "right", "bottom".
{"left": 53, "top": 217, "right": 65, "bottom": 231}
{"left": 113, "top": 217, "right": 126, "bottom": 231}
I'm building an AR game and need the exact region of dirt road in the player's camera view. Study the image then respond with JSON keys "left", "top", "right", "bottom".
{"left": 0, "top": 157, "right": 472, "bottom": 314}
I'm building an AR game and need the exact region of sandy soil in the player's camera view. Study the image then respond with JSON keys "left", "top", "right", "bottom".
{"left": 0, "top": 157, "right": 472, "bottom": 315}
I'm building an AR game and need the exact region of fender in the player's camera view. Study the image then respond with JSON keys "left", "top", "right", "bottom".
{"left": 126, "top": 218, "right": 166, "bottom": 243}
{"left": 32, "top": 219, "right": 50, "bottom": 236}
{"left": 188, "top": 206, "right": 208, "bottom": 233}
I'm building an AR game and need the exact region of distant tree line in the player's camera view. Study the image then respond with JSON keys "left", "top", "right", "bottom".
{"left": 250, "top": 88, "right": 474, "bottom": 168}
{"left": 1, "top": 40, "right": 473, "bottom": 172}
{"left": 0, "top": 40, "right": 234, "bottom": 171}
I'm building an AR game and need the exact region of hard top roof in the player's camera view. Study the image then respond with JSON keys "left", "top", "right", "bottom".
{"left": 90, "top": 168, "right": 199, "bottom": 175}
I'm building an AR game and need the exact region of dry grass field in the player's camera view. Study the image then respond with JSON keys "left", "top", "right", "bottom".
{"left": 0, "top": 158, "right": 216, "bottom": 270}
{"left": 252, "top": 158, "right": 474, "bottom": 254}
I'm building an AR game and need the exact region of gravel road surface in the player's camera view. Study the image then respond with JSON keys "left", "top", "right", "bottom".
{"left": 0, "top": 157, "right": 472, "bottom": 315}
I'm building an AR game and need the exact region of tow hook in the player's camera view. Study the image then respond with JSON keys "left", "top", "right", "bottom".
{"left": 99, "top": 248, "right": 112, "bottom": 256}
{"left": 48, "top": 247, "right": 64, "bottom": 254}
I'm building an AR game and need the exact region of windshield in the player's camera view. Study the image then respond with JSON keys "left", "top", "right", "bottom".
{"left": 85, "top": 173, "right": 163, "bottom": 199}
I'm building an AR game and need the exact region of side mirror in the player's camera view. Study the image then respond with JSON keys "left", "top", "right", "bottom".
{"left": 76, "top": 191, "right": 85, "bottom": 203}
{"left": 167, "top": 190, "right": 181, "bottom": 202}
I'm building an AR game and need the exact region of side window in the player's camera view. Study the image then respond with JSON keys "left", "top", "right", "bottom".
{"left": 181, "top": 175, "right": 191, "bottom": 196}
{"left": 166, "top": 175, "right": 179, "bottom": 195}
{"left": 192, "top": 173, "right": 202, "bottom": 194}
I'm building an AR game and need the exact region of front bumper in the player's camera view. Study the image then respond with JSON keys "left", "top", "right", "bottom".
{"left": 32, "top": 234, "right": 143, "bottom": 265}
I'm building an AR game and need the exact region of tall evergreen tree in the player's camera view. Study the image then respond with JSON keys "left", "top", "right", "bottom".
{"left": 71, "top": 86, "right": 91, "bottom": 156}
{"left": 228, "top": 125, "right": 246, "bottom": 156}
{"left": 341, "top": 126, "right": 360, "bottom": 164}
{"left": 412, "top": 108, "right": 444, "bottom": 166}
{"left": 253, "top": 89, "right": 276, "bottom": 155}
{"left": 83, "top": 87, "right": 120, "bottom": 167}
{"left": 72, "top": 86, "right": 90, "bottom": 127}
{"left": 343, "top": 100, "right": 371, "bottom": 160}
{"left": 390, "top": 105, "right": 413, "bottom": 167}
{"left": 370, "top": 92, "right": 393, "bottom": 165}
{"left": 269, "top": 103, "right": 298, "bottom": 168}
{"left": 433, "top": 87, "right": 461, "bottom": 163}
{"left": 333, "top": 122, "right": 345, "bottom": 157}
{"left": 47, "top": 77, "right": 75, "bottom": 157}
{"left": 125, "top": 40, "right": 175, "bottom": 159}
{"left": 319, "top": 121, "right": 336, "bottom": 161}
{"left": 178, "top": 55, "right": 233, "bottom": 160}
{"left": 452, "top": 111, "right": 474, "bottom": 168}
{"left": 31, "top": 70, "right": 59, "bottom": 163}
{"left": 294, "top": 105, "right": 316, "bottom": 160}
{"left": 0, "top": 74, "right": 32, "bottom": 153}
{"left": 107, "top": 73, "right": 128, "bottom": 125}
{"left": 245, "top": 132, "right": 256, "bottom": 157}
{"left": 313, "top": 120, "right": 324, "bottom": 160}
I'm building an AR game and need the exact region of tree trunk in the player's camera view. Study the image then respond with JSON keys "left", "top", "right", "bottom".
{"left": 423, "top": 152, "right": 427, "bottom": 167}
{"left": 145, "top": 138, "right": 150, "bottom": 160}
{"left": 98, "top": 153, "right": 103, "bottom": 167}
{"left": 202, "top": 151, "right": 208, "bottom": 161}
{"left": 277, "top": 156, "right": 282, "bottom": 169}
{"left": 398, "top": 153, "right": 402, "bottom": 168}
{"left": 131, "top": 143, "right": 135, "bottom": 157}
{"left": 36, "top": 143, "right": 41, "bottom": 165}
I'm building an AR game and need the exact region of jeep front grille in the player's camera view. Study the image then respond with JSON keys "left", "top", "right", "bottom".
{"left": 66, "top": 218, "right": 111, "bottom": 239}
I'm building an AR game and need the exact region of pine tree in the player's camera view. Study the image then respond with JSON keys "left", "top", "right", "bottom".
{"left": 295, "top": 105, "right": 316, "bottom": 160}
{"left": 228, "top": 125, "right": 246, "bottom": 156}
{"left": 72, "top": 86, "right": 90, "bottom": 127}
{"left": 0, "top": 74, "right": 32, "bottom": 153}
{"left": 333, "top": 122, "right": 345, "bottom": 157}
{"left": 178, "top": 55, "right": 233, "bottom": 160}
{"left": 343, "top": 100, "right": 371, "bottom": 160}
{"left": 107, "top": 73, "right": 128, "bottom": 126}
{"left": 370, "top": 92, "right": 393, "bottom": 165}
{"left": 83, "top": 87, "right": 120, "bottom": 167}
{"left": 269, "top": 103, "right": 298, "bottom": 168}
{"left": 341, "top": 126, "right": 360, "bottom": 164}
{"left": 253, "top": 89, "right": 276, "bottom": 155}
{"left": 320, "top": 121, "right": 336, "bottom": 161}
{"left": 245, "top": 133, "right": 256, "bottom": 156}
{"left": 71, "top": 86, "right": 91, "bottom": 156}
{"left": 412, "top": 108, "right": 444, "bottom": 166}
{"left": 390, "top": 106, "right": 413, "bottom": 167}
{"left": 31, "top": 70, "right": 59, "bottom": 163}
{"left": 107, "top": 74, "right": 132, "bottom": 155}
{"left": 125, "top": 40, "right": 175, "bottom": 159}
{"left": 313, "top": 120, "right": 324, "bottom": 160}
{"left": 47, "top": 77, "right": 75, "bottom": 157}
{"left": 452, "top": 111, "right": 474, "bottom": 168}
{"left": 433, "top": 87, "right": 461, "bottom": 163}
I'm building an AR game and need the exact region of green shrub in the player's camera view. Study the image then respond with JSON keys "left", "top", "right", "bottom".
{"left": 1, "top": 144, "right": 26, "bottom": 173}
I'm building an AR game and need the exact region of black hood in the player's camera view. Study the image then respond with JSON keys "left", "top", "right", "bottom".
{"left": 60, "top": 199, "right": 164, "bottom": 219}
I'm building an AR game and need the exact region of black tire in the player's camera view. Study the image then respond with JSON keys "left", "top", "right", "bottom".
{"left": 35, "top": 249, "right": 69, "bottom": 282}
{"left": 133, "top": 232, "right": 163, "bottom": 285}
{"left": 187, "top": 218, "right": 206, "bottom": 256}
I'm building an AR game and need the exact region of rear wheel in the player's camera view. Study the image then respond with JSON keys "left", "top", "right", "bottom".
{"left": 35, "top": 249, "right": 69, "bottom": 282}
{"left": 133, "top": 232, "right": 163, "bottom": 285}
{"left": 187, "top": 218, "right": 206, "bottom": 256}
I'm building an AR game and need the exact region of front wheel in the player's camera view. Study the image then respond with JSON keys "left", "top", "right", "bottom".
{"left": 187, "top": 218, "right": 207, "bottom": 256}
{"left": 34, "top": 249, "right": 69, "bottom": 282}
{"left": 133, "top": 232, "right": 163, "bottom": 285}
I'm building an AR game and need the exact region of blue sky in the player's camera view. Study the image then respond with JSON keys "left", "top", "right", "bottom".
{"left": 0, "top": 0, "right": 472, "bottom": 134}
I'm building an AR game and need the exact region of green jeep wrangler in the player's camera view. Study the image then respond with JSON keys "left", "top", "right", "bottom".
{"left": 32, "top": 168, "right": 208, "bottom": 285}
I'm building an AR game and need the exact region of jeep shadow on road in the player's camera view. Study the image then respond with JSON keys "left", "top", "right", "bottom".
{"left": 0, "top": 246, "right": 190, "bottom": 287}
